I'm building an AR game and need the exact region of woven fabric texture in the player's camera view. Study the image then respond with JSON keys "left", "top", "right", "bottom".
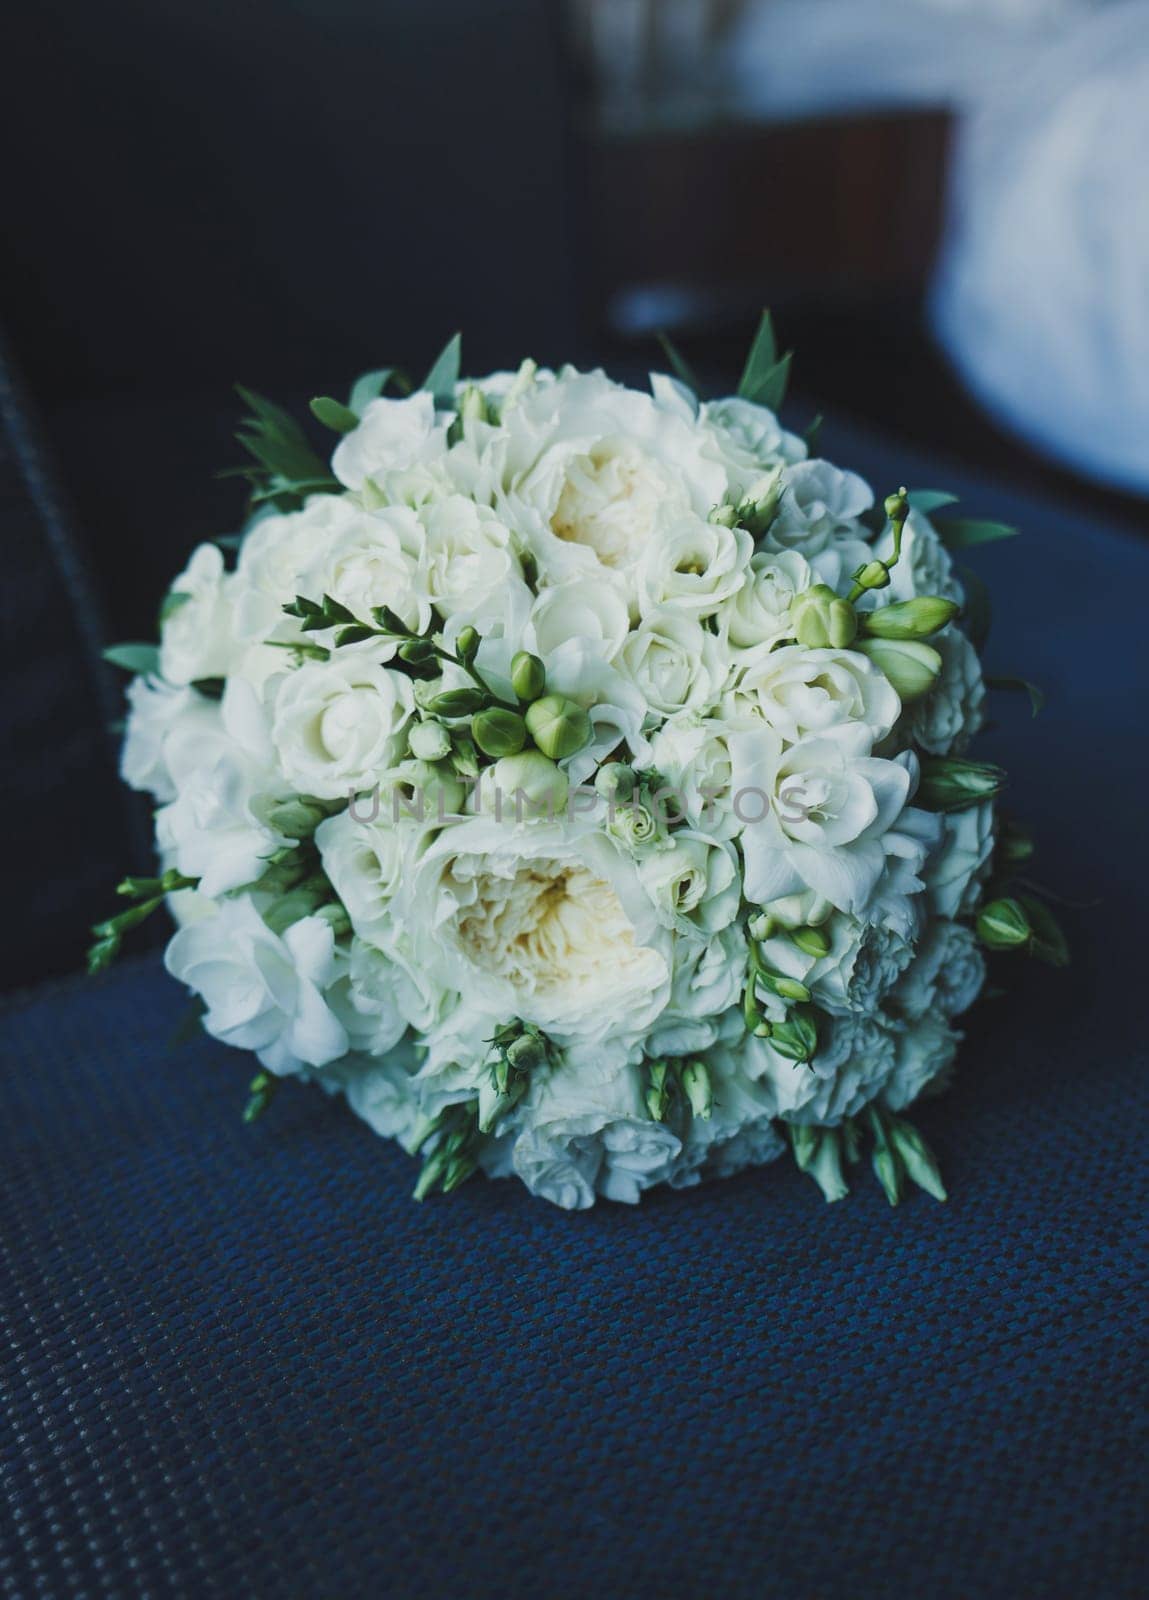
{"left": 2, "top": 428, "right": 1146, "bottom": 1597}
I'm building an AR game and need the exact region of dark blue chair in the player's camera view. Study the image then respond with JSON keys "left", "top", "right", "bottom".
{"left": 2, "top": 396, "right": 1146, "bottom": 1595}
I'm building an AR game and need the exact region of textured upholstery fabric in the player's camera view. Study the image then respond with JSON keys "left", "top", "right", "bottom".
{"left": 2, "top": 428, "right": 1146, "bottom": 1596}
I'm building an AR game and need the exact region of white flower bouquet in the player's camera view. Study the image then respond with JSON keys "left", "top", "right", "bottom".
{"left": 93, "top": 317, "right": 1066, "bottom": 1208}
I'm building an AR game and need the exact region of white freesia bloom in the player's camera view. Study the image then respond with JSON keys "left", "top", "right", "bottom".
{"left": 121, "top": 676, "right": 217, "bottom": 802}
{"left": 165, "top": 895, "right": 348, "bottom": 1075}
{"left": 731, "top": 723, "right": 913, "bottom": 915}
{"left": 159, "top": 543, "right": 236, "bottom": 686}
{"left": 270, "top": 656, "right": 415, "bottom": 799}
{"left": 732, "top": 643, "right": 901, "bottom": 745}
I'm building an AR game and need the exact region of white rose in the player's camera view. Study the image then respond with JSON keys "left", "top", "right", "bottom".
{"left": 326, "top": 938, "right": 408, "bottom": 1057}
{"left": 759, "top": 914, "right": 913, "bottom": 1017}
{"left": 295, "top": 503, "right": 430, "bottom": 635}
{"left": 926, "top": 801, "right": 995, "bottom": 919}
{"left": 120, "top": 676, "right": 217, "bottom": 801}
{"left": 270, "top": 655, "right": 415, "bottom": 800}
{"left": 334, "top": 1035, "right": 422, "bottom": 1147}
{"left": 233, "top": 495, "right": 365, "bottom": 643}
{"left": 618, "top": 608, "right": 728, "bottom": 717}
{"left": 764, "top": 459, "right": 874, "bottom": 555}
{"left": 635, "top": 516, "right": 752, "bottom": 618}
{"left": 156, "top": 678, "right": 293, "bottom": 897}
{"left": 637, "top": 830, "right": 740, "bottom": 935}
{"left": 906, "top": 628, "right": 986, "bottom": 755}
{"left": 527, "top": 577, "right": 631, "bottom": 663}
{"left": 721, "top": 549, "right": 813, "bottom": 651}
{"left": 164, "top": 896, "right": 348, "bottom": 1075}
{"left": 159, "top": 543, "right": 236, "bottom": 685}
{"left": 332, "top": 392, "right": 447, "bottom": 491}
{"left": 315, "top": 806, "right": 412, "bottom": 945}
{"left": 749, "top": 1013, "right": 898, "bottom": 1125}
{"left": 396, "top": 816, "right": 673, "bottom": 1051}
{"left": 894, "top": 920, "right": 986, "bottom": 1021}
{"left": 417, "top": 495, "right": 526, "bottom": 623}
{"left": 731, "top": 643, "right": 901, "bottom": 745}
{"left": 731, "top": 723, "right": 914, "bottom": 915}
{"left": 645, "top": 925, "right": 747, "bottom": 1057}
{"left": 646, "top": 713, "right": 744, "bottom": 840}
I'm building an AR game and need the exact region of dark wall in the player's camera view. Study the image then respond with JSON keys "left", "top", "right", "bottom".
{"left": 1, "top": 0, "right": 580, "bottom": 637}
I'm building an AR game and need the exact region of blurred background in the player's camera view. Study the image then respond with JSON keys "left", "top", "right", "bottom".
{"left": 2, "top": 0, "right": 1147, "bottom": 986}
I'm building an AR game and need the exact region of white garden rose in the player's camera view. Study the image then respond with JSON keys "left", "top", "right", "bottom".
{"left": 270, "top": 655, "right": 415, "bottom": 800}
{"left": 121, "top": 676, "right": 218, "bottom": 802}
{"left": 750, "top": 1012, "right": 899, "bottom": 1125}
{"left": 731, "top": 643, "right": 901, "bottom": 745}
{"left": 645, "top": 926, "right": 747, "bottom": 1057}
{"left": 332, "top": 392, "right": 447, "bottom": 491}
{"left": 731, "top": 723, "right": 914, "bottom": 915}
{"left": 646, "top": 714, "right": 744, "bottom": 840}
{"left": 315, "top": 807, "right": 413, "bottom": 946}
{"left": 637, "top": 830, "right": 740, "bottom": 936}
{"left": 159, "top": 543, "right": 236, "bottom": 686}
{"left": 165, "top": 895, "right": 348, "bottom": 1075}
{"left": 335, "top": 1037, "right": 423, "bottom": 1147}
{"left": 233, "top": 495, "right": 365, "bottom": 644}
{"left": 397, "top": 816, "right": 673, "bottom": 1052}
{"left": 700, "top": 395, "right": 807, "bottom": 492}
{"left": 881, "top": 1016, "right": 961, "bottom": 1111}
{"left": 527, "top": 576, "right": 631, "bottom": 663}
{"left": 326, "top": 939, "right": 408, "bottom": 1058}
{"left": 721, "top": 549, "right": 813, "bottom": 651}
{"left": 417, "top": 495, "right": 526, "bottom": 623}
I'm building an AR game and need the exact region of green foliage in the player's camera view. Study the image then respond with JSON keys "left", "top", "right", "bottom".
{"left": 103, "top": 643, "right": 160, "bottom": 676}
{"left": 234, "top": 385, "right": 340, "bottom": 511}
{"left": 934, "top": 515, "right": 1018, "bottom": 549}
{"left": 737, "top": 310, "right": 792, "bottom": 412}
{"left": 422, "top": 331, "right": 462, "bottom": 407}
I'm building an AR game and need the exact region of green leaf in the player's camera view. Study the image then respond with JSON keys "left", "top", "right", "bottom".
{"left": 1018, "top": 893, "right": 1070, "bottom": 968}
{"left": 191, "top": 678, "right": 225, "bottom": 699}
{"left": 348, "top": 367, "right": 396, "bottom": 415}
{"left": 934, "top": 516, "right": 1019, "bottom": 549}
{"left": 802, "top": 413, "right": 824, "bottom": 455}
{"left": 656, "top": 332, "right": 702, "bottom": 396}
{"left": 334, "top": 624, "right": 375, "bottom": 648}
{"left": 737, "top": 309, "right": 777, "bottom": 399}
{"left": 422, "top": 332, "right": 462, "bottom": 407}
{"left": 957, "top": 564, "right": 992, "bottom": 653}
{"left": 309, "top": 396, "right": 359, "bottom": 434}
{"left": 907, "top": 489, "right": 959, "bottom": 515}
{"left": 103, "top": 643, "right": 160, "bottom": 676}
{"left": 159, "top": 590, "right": 191, "bottom": 624}
{"left": 986, "top": 675, "right": 1045, "bottom": 716}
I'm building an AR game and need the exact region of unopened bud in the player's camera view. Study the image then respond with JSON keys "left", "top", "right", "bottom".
{"left": 735, "top": 467, "right": 783, "bottom": 536}
{"left": 398, "top": 637, "right": 439, "bottom": 669}
{"left": 763, "top": 891, "right": 832, "bottom": 929}
{"left": 595, "top": 762, "right": 635, "bottom": 801}
{"left": 791, "top": 584, "right": 858, "bottom": 649}
{"left": 789, "top": 1123, "right": 819, "bottom": 1172}
{"left": 807, "top": 1130, "right": 849, "bottom": 1203}
{"left": 790, "top": 924, "right": 831, "bottom": 958}
{"left": 506, "top": 1032, "right": 546, "bottom": 1073}
{"left": 862, "top": 596, "right": 960, "bottom": 640}
{"left": 472, "top": 707, "right": 528, "bottom": 759}
{"left": 853, "top": 559, "right": 890, "bottom": 593}
{"left": 455, "top": 626, "right": 480, "bottom": 664}
{"left": 427, "top": 687, "right": 487, "bottom": 718}
{"left": 524, "top": 693, "right": 592, "bottom": 760}
{"left": 856, "top": 638, "right": 941, "bottom": 702}
{"left": 708, "top": 502, "right": 738, "bottom": 529}
{"left": 458, "top": 384, "right": 489, "bottom": 423}
{"left": 887, "top": 1117, "right": 947, "bottom": 1201}
{"left": 976, "top": 897, "right": 1031, "bottom": 950}
{"left": 488, "top": 750, "right": 568, "bottom": 815}
{"left": 510, "top": 650, "right": 546, "bottom": 702}
{"left": 747, "top": 911, "right": 777, "bottom": 941}
{"left": 408, "top": 719, "right": 452, "bottom": 762}
{"left": 372, "top": 604, "right": 410, "bottom": 634}
{"left": 769, "top": 1012, "right": 818, "bottom": 1063}
{"left": 681, "top": 1059, "right": 712, "bottom": 1120}
{"left": 884, "top": 487, "right": 910, "bottom": 524}
{"left": 645, "top": 1059, "right": 671, "bottom": 1122}
{"left": 917, "top": 755, "right": 1007, "bottom": 812}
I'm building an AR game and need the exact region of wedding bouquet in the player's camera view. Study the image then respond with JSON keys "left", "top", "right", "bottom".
{"left": 93, "top": 317, "right": 1066, "bottom": 1208}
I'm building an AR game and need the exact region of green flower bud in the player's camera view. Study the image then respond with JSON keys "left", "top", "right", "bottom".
{"left": 872, "top": 1141, "right": 904, "bottom": 1207}
{"left": 458, "top": 384, "right": 490, "bottom": 423}
{"left": 524, "top": 693, "right": 592, "bottom": 760}
{"left": 735, "top": 467, "right": 783, "bottom": 536}
{"left": 595, "top": 762, "right": 635, "bottom": 801}
{"left": 853, "top": 559, "right": 891, "bottom": 593}
{"left": 371, "top": 604, "right": 410, "bottom": 634}
{"left": 510, "top": 650, "right": 546, "bottom": 702}
{"left": 886, "top": 1117, "right": 947, "bottom": 1202}
{"left": 976, "top": 896, "right": 1031, "bottom": 950}
{"left": 769, "top": 1011, "right": 818, "bottom": 1062}
{"left": 315, "top": 901, "right": 352, "bottom": 939}
{"left": 645, "top": 1059, "right": 672, "bottom": 1122}
{"left": 998, "top": 822, "right": 1035, "bottom": 867}
{"left": 791, "top": 584, "right": 858, "bottom": 649}
{"left": 807, "top": 1130, "right": 849, "bottom": 1203}
{"left": 708, "top": 502, "right": 739, "bottom": 529}
{"left": 861, "top": 596, "right": 961, "bottom": 640}
{"left": 790, "top": 924, "right": 831, "bottom": 958}
{"left": 762, "top": 891, "right": 833, "bottom": 929}
{"left": 472, "top": 707, "right": 528, "bottom": 759}
{"left": 408, "top": 719, "right": 452, "bottom": 762}
{"left": 441, "top": 1154, "right": 479, "bottom": 1194}
{"left": 747, "top": 911, "right": 777, "bottom": 941}
{"left": 681, "top": 1059, "right": 713, "bottom": 1120}
{"left": 427, "top": 687, "right": 487, "bottom": 718}
{"left": 855, "top": 638, "right": 942, "bottom": 702}
{"left": 883, "top": 487, "right": 910, "bottom": 524}
{"left": 397, "top": 637, "right": 438, "bottom": 668}
{"left": 261, "top": 796, "right": 330, "bottom": 839}
{"left": 488, "top": 750, "right": 569, "bottom": 815}
{"left": 757, "top": 970, "right": 812, "bottom": 1005}
{"left": 455, "top": 626, "right": 480, "bottom": 664}
{"left": 917, "top": 755, "right": 1007, "bottom": 812}
{"left": 382, "top": 759, "right": 466, "bottom": 819}
{"left": 506, "top": 1032, "right": 547, "bottom": 1073}
{"left": 608, "top": 801, "right": 658, "bottom": 850}
{"left": 412, "top": 1148, "right": 450, "bottom": 1201}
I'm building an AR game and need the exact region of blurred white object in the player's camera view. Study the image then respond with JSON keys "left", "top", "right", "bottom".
{"left": 933, "top": 1, "right": 1149, "bottom": 492}
{"left": 721, "top": 0, "right": 1098, "bottom": 119}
